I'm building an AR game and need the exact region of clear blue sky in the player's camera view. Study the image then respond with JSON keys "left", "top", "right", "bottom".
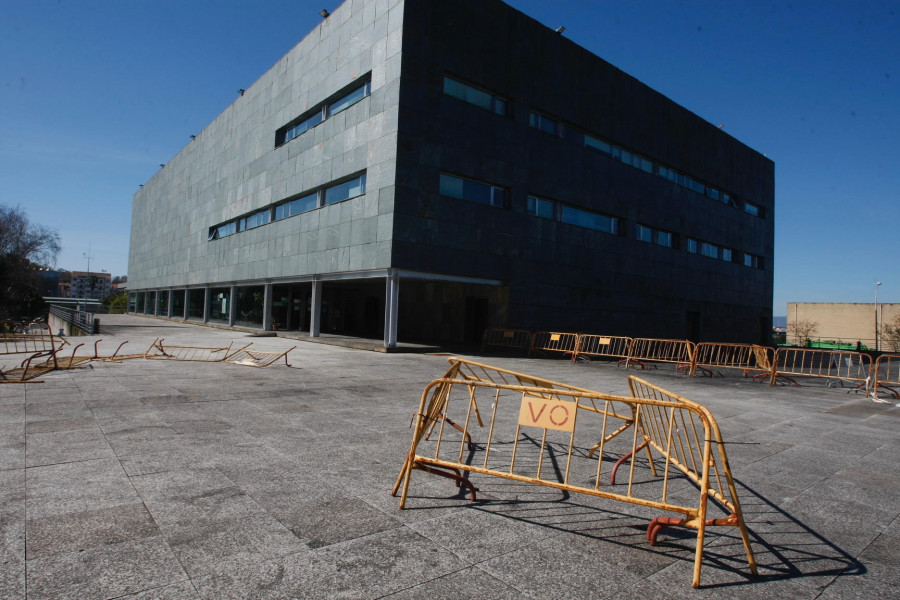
{"left": 2, "top": 0, "right": 897, "bottom": 314}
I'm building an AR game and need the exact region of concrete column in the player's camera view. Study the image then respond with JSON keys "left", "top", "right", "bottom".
{"left": 384, "top": 271, "right": 399, "bottom": 348}
{"left": 263, "top": 283, "right": 273, "bottom": 331}
{"left": 153, "top": 291, "right": 159, "bottom": 316}
{"left": 310, "top": 279, "right": 322, "bottom": 337}
{"left": 202, "top": 288, "right": 209, "bottom": 323}
{"left": 166, "top": 290, "right": 173, "bottom": 318}
{"left": 228, "top": 286, "right": 237, "bottom": 327}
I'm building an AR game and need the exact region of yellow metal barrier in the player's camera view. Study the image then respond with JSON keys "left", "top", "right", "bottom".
{"left": 689, "top": 343, "right": 774, "bottom": 378}
{"left": 393, "top": 358, "right": 757, "bottom": 588}
{"left": 144, "top": 339, "right": 235, "bottom": 362}
{"left": 623, "top": 338, "right": 695, "bottom": 371}
{"left": 529, "top": 331, "right": 579, "bottom": 359}
{"left": 480, "top": 328, "right": 532, "bottom": 353}
{"left": 573, "top": 334, "right": 632, "bottom": 363}
{"left": 872, "top": 354, "right": 900, "bottom": 400}
{"left": 0, "top": 332, "right": 68, "bottom": 383}
{"left": 771, "top": 348, "right": 872, "bottom": 391}
{"left": 224, "top": 344, "right": 295, "bottom": 367}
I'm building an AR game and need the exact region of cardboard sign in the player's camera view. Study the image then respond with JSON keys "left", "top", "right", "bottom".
{"left": 518, "top": 395, "right": 576, "bottom": 432}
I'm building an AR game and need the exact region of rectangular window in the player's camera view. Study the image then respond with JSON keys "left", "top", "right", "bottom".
{"left": 529, "top": 111, "right": 558, "bottom": 135}
{"left": 527, "top": 196, "right": 555, "bottom": 219}
{"left": 721, "top": 248, "right": 732, "bottom": 262}
{"left": 208, "top": 221, "right": 236, "bottom": 241}
{"left": 237, "top": 208, "right": 271, "bottom": 232}
{"left": 275, "top": 192, "right": 318, "bottom": 221}
{"left": 656, "top": 230, "right": 674, "bottom": 248}
{"left": 560, "top": 205, "right": 619, "bottom": 234}
{"left": 440, "top": 173, "right": 505, "bottom": 208}
{"left": 701, "top": 242, "right": 719, "bottom": 259}
{"left": 327, "top": 81, "right": 371, "bottom": 117}
{"left": 744, "top": 253, "right": 763, "bottom": 269}
{"left": 276, "top": 74, "right": 371, "bottom": 146}
{"left": 284, "top": 111, "right": 324, "bottom": 143}
{"left": 584, "top": 134, "right": 611, "bottom": 155}
{"left": 706, "top": 188, "right": 720, "bottom": 202}
{"left": 687, "top": 238, "right": 698, "bottom": 254}
{"left": 443, "top": 76, "right": 507, "bottom": 115}
{"left": 744, "top": 201, "right": 761, "bottom": 217}
{"left": 635, "top": 224, "right": 654, "bottom": 243}
{"left": 325, "top": 174, "right": 367, "bottom": 205}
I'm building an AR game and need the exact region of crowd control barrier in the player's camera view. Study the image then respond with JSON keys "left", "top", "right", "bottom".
{"left": 393, "top": 358, "right": 757, "bottom": 588}
{"left": 224, "top": 344, "right": 295, "bottom": 367}
{"left": 529, "top": 331, "right": 579, "bottom": 359}
{"left": 0, "top": 332, "right": 68, "bottom": 383}
{"left": 689, "top": 343, "right": 774, "bottom": 378}
{"left": 480, "top": 328, "right": 533, "bottom": 353}
{"left": 622, "top": 338, "right": 695, "bottom": 371}
{"left": 572, "top": 334, "right": 632, "bottom": 363}
{"left": 872, "top": 354, "right": 900, "bottom": 400}
{"left": 144, "top": 339, "right": 235, "bottom": 362}
{"left": 770, "top": 348, "right": 872, "bottom": 391}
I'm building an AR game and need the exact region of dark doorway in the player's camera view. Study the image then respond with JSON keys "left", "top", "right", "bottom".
{"left": 686, "top": 310, "right": 701, "bottom": 341}
{"left": 464, "top": 297, "right": 489, "bottom": 345}
{"left": 271, "top": 283, "right": 311, "bottom": 331}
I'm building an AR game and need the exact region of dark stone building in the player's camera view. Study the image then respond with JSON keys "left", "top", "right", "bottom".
{"left": 128, "top": 0, "right": 774, "bottom": 346}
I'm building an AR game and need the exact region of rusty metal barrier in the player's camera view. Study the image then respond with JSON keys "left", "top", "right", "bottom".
{"left": 393, "top": 358, "right": 757, "bottom": 588}
{"left": 0, "top": 332, "right": 68, "bottom": 383}
{"left": 770, "top": 348, "right": 872, "bottom": 391}
{"left": 144, "top": 339, "right": 235, "bottom": 362}
{"left": 224, "top": 344, "right": 295, "bottom": 367}
{"left": 689, "top": 343, "right": 774, "bottom": 378}
{"left": 572, "top": 334, "right": 632, "bottom": 363}
{"left": 622, "top": 338, "right": 695, "bottom": 371}
{"left": 481, "top": 328, "right": 533, "bottom": 353}
{"left": 872, "top": 354, "right": 900, "bottom": 400}
{"left": 529, "top": 331, "right": 579, "bottom": 359}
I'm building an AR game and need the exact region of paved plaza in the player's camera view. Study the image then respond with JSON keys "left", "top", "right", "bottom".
{"left": 2, "top": 315, "right": 899, "bottom": 599}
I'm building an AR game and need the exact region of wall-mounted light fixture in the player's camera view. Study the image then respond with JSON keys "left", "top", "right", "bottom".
{"left": 237, "top": 89, "right": 245, "bottom": 96}
{"left": 555, "top": 26, "right": 565, "bottom": 34}
{"left": 319, "top": 9, "right": 330, "bottom": 18}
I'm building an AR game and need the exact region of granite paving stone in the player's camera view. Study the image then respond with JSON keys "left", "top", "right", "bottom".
{"left": 0, "top": 314, "right": 897, "bottom": 598}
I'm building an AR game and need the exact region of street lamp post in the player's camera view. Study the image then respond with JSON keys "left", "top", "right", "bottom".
{"left": 875, "top": 281, "right": 882, "bottom": 351}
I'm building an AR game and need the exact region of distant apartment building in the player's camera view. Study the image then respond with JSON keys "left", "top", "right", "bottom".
{"left": 127, "top": 0, "right": 774, "bottom": 346}
{"left": 788, "top": 302, "right": 900, "bottom": 350}
{"left": 69, "top": 271, "right": 112, "bottom": 300}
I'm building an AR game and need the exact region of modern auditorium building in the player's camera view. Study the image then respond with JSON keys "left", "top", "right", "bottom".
{"left": 127, "top": 0, "right": 774, "bottom": 347}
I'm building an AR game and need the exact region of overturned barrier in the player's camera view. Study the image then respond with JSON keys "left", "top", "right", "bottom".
{"left": 529, "top": 331, "right": 579, "bottom": 359}
{"left": 393, "top": 358, "right": 757, "bottom": 588}
{"left": 622, "top": 338, "right": 695, "bottom": 371}
{"left": 771, "top": 348, "right": 872, "bottom": 391}
{"left": 481, "top": 328, "right": 533, "bottom": 353}
{"left": 144, "top": 339, "right": 235, "bottom": 362}
{"left": 689, "top": 343, "right": 774, "bottom": 378}
{"left": 0, "top": 332, "right": 68, "bottom": 383}
{"left": 573, "top": 334, "right": 632, "bottom": 364}
{"left": 224, "top": 344, "right": 295, "bottom": 367}
{"left": 872, "top": 354, "right": 900, "bottom": 400}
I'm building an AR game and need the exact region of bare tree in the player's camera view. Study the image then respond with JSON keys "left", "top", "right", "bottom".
{"left": 0, "top": 204, "right": 62, "bottom": 319}
{"left": 882, "top": 314, "right": 900, "bottom": 352}
{"left": 787, "top": 319, "right": 818, "bottom": 347}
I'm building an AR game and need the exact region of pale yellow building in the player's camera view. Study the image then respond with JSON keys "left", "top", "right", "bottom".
{"left": 787, "top": 302, "right": 900, "bottom": 350}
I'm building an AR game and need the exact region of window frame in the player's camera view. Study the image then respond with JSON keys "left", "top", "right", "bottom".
{"left": 439, "top": 173, "right": 507, "bottom": 209}
{"left": 442, "top": 75, "right": 508, "bottom": 116}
